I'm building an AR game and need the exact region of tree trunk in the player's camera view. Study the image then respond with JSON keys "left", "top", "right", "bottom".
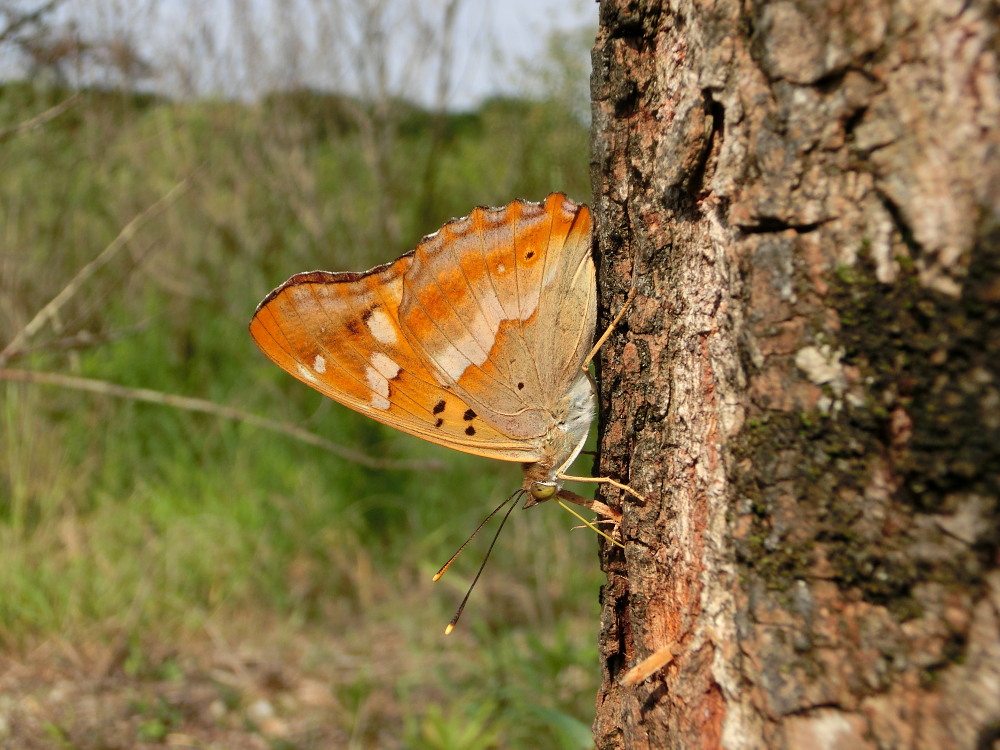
{"left": 590, "top": 1, "right": 1000, "bottom": 748}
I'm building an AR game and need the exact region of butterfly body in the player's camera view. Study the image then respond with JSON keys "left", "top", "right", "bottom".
{"left": 519, "top": 368, "right": 596, "bottom": 504}
{"left": 250, "top": 193, "right": 597, "bottom": 501}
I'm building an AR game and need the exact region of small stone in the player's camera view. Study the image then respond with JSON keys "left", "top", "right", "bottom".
{"left": 208, "top": 699, "right": 227, "bottom": 721}
{"left": 247, "top": 698, "right": 274, "bottom": 721}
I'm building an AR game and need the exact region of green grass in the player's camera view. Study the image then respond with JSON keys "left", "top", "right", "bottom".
{"left": 0, "top": 81, "right": 600, "bottom": 747}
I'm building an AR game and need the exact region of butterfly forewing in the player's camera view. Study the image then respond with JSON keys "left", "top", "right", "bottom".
{"left": 250, "top": 266, "right": 540, "bottom": 462}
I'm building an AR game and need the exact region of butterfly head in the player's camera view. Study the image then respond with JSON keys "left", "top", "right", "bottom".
{"left": 521, "top": 474, "right": 560, "bottom": 508}
{"left": 527, "top": 480, "right": 559, "bottom": 502}
{"left": 520, "top": 455, "right": 562, "bottom": 506}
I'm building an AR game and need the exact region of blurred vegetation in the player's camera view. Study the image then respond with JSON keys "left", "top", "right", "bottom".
{"left": 0, "top": 79, "right": 598, "bottom": 747}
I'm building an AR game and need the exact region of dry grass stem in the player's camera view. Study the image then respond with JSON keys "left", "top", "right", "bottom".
{"left": 0, "top": 92, "right": 79, "bottom": 143}
{"left": 0, "top": 368, "right": 442, "bottom": 471}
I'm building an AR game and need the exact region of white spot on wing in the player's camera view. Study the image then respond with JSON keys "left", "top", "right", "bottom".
{"left": 370, "top": 351, "right": 401, "bottom": 379}
{"left": 365, "top": 366, "right": 390, "bottom": 409}
{"left": 437, "top": 348, "right": 474, "bottom": 382}
{"left": 366, "top": 309, "right": 397, "bottom": 345}
{"left": 313, "top": 355, "right": 326, "bottom": 374}
{"left": 296, "top": 363, "right": 318, "bottom": 383}
{"left": 366, "top": 352, "right": 400, "bottom": 410}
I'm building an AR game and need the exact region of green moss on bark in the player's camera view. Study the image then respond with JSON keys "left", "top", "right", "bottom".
{"left": 832, "top": 251, "right": 1000, "bottom": 511}
{"left": 734, "top": 243, "right": 999, "bottom": 621}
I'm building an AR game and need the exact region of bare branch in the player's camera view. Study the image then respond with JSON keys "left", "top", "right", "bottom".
{"left": 0, "top": 0, "right": 62, "bottom": 46}
{"left": 0, "top": 368, "right": 443, "bottom": 472}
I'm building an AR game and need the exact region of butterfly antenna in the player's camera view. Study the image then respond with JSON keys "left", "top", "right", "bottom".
{"left": 433, "top": 490, "right": 521, "bottom": 582}
{"left": 441, "top": 491, "right": 522, "bottom": 635}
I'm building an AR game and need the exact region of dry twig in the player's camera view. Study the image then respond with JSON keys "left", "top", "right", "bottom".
{"left": 0, "top": 176, "right": 192, "bottom": 366}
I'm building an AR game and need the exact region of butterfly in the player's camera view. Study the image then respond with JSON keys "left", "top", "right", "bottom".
{"left": 249, "top": 193, "right": 637, "bottom": 511}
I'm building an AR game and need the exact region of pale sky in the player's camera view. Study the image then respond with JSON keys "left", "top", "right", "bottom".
{"left": 1, "top": 0, "right": 597, "bottom": 110}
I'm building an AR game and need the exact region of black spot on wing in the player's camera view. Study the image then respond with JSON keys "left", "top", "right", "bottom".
{"left": 435, "top": 418, "right": 444, "bottom": 428}
{"left": 465, "top": 425, "right": 476, "bottom": 436}
{"left": 517, "top": 382, "right": 525, "bottom": 390}
{"left": 463, "top": 409, "right": 477, "bottom": 421}
{"left": 433, "top": 400, "right": 446, "bottom": 414}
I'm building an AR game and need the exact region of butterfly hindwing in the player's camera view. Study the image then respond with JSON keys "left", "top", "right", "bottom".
{"left": 398, "top": 194, "right": 595, "bottom": 440}
{"left": 531, "top": 198, "right": 597, "bottom": 396}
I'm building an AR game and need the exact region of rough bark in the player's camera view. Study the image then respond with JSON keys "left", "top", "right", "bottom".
{"left": 590, "top": 1, "right": 1000, "bottom": 748}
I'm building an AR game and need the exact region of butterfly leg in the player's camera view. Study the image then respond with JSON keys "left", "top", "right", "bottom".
{"left": 583, "top": 286, "right": 637, "bottom": 369}
{"left": 573, "top": 287, "right": 643, "bottom": 505}
{"left": 556, "top": 488, "right": 621, "bottom": 522}
{"left": 557, "top": 489, "right": 625, "bottom": 548}
{"left": 558, "top": 473, "right": 645, "bottom": 502}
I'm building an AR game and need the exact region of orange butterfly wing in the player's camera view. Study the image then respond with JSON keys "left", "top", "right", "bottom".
{"left": 250, "top": 263, "right": 537, "bottom": 462}
{"left": 249, "top": 193, "right": 594, "bottom": 464}
{"left": 398, "top": 194, "right": 595, "bottom": 440}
